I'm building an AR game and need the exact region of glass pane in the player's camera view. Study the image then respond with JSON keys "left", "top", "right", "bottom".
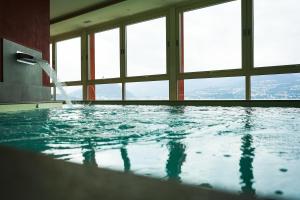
{"left": 126, "top": 17, "right": 166, "bottom": 76}
{"left": 95, "top": 83, "right": 122, "bottom": 100}
{"left": 50, "top": 44, "right": 52, "bottom": 67}
{"left": 57, "top": 37, "right": 81, "bottom": 82}
{"left": 51, "top": 87, "right": 54, "bottom": 100}
{"left": 95, "top": 28, "right": 120, "bottom": 79}
{"left": 252, "top": 73, "right": 300, "bottom": 99}
{"left": 184, "top": 77, "right": 245, "bottom": 100}
{"left": 183, "top": 1, "right": 241, "bottom": 72}
{"left": 126, "top": 81, "right": 169, "bottom": 100}
{"left": 49, "top": 44, "right": 52, "bottom": 83}
{"left": 56, "top": 86, "right": 82, "bottom": 100}
{"left": 254, "top": 0, "right": 300, "bottom": 67}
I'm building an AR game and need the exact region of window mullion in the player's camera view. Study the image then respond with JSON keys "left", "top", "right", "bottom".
{"left": 120, "top": 24, "right": 126, "bottom": 101}
{"left": 81, "top": 31, "right": 89, "bottom": 100}
{"left": 168, "top": 8, "right": 178, "bottom": 101}
{"left": 242, "top": 0, "right": 254, "bottom": 100}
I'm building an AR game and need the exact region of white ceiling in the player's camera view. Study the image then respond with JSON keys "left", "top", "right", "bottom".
{"left": 50, "top": 0, "right": 193, "bottom": 37}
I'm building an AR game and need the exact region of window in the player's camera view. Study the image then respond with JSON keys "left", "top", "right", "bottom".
{"left": 49, "top": 1, "right": 299, "bottom": 102}
{"left": 126, "top": 17, "right": 166, "bottom": 76}
{"left": 56, "top": 37, "right": 81, "bottom": 82}
{"left": 252, "top": 73, "right": 300, "bottom": 100}
{"left": 49, "top": 44, "right": 53, "bottom": 83}
{"left": 95, "top": 83, "right": 122, "bottom": 100}
{"left": 254, "top": 0, "right": 300, "bottom": 67}
{"left": 126, "top": 81, "right": 169, "bottom": 100}
{"left": 50, "top": 44, "right": 52, "bottom": 68}
{"left": 183, "top": 1, "right": 241, "bottom": 72}
{"left": 56, "top": 85, "right": 82, "bottom": 100}
{"left": 95, "top": 28, "right": 120, "bottom": 79}
{"left": 51, "top": 87, "right": 54, "bottom": 100}
{"left": 184, "top": 77, "right": 245, "bottom": 100}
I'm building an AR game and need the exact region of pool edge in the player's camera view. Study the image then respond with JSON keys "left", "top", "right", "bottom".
{"left": 72, "top": 100, "right": 300, "bottom": 108}
{"left": 0, "top": 101, "right": 64, "bottom": 112}
{"left": 0, "top": 145, "right": 262, "bottom": 200}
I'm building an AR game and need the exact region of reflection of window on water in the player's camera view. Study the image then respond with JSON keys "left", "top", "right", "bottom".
{"left": 82, "top": 139, "right": 97, "bottom": 167}
{"left": 240, "top": 134, "right": 255, "bottom": 195}
{"left": 166, "top": 141, "right": 186, "bottom": 182}
{"left": 239, "top": 108, "right": 255, "bottom": 196}
{"left": 120, "top": 147, "right": 131, "bottom": 172}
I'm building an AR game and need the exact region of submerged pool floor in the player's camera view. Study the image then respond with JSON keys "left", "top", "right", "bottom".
{"left": 0, "top": 105, "right": 299, "bottom": 199}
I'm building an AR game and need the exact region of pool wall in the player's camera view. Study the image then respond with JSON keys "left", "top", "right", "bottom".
{"left": 0, "top": 146, "right": 259, "bottom": 200}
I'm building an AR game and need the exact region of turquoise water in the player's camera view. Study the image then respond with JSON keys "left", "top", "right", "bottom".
{"left": 0, "top": 105, "right": 299, "bottom": 199}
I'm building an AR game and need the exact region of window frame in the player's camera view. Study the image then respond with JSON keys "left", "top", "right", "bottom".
{"left": 50, "top": 32, "right": 83, "bottom": 100}
{"left": 49, "top": 0, "right": 300, "bottom": 102}
{"left": 86, "top": 12, "right": 170, "bottom": 101}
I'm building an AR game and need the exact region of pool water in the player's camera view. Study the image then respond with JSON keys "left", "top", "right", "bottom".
{"left": 0, "top": 105, "right": 299, "bottom": 199}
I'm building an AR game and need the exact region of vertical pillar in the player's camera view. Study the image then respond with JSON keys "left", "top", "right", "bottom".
{"left": 177, "top": 13, "right": 184, "bottom": 101}
{"left": 120, "top": 25, "right": 126, "bottom": 101}
{"left": 81, "top": 32, "right": 88, "bottom": 100}
{"left": 88, "top": 33, "right": 96, "bottom": 100}
{"left": 242, "top": 0, "right": 254, "bottom": 101}
{"left": 168, "top": 8, "right": 179, "bottom": 101}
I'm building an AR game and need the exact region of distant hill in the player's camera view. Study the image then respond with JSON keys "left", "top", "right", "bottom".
{"left": 251, "top": 73, "right": 300, "bottom": 99}
{"left": 56, "top": 84, "right": 133, "bottom": 100}
{"left": 56, "top": 73, "right": 300, "bottom": 100}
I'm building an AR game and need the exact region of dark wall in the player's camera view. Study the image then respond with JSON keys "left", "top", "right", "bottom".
{"left": 0, "top": 0, "right": 50, "bottom": 85}
{"left": 0, "top": 39, "right": 2, "bottom": 82}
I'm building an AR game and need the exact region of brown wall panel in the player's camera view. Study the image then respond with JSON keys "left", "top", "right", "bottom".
{"left": 0, "top": 0, "right": 50, "bottom": 85}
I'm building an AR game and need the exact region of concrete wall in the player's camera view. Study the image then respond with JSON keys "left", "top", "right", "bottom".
{"left": 0, "top": 0, "right": 50, "bottom": 86}
{"left": 0, "top": 39, "right": 50, "bottom": 102}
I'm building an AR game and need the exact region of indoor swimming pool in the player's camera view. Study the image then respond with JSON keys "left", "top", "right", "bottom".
{"left": 0, "top": 105, "right": 299, "bottom": 199}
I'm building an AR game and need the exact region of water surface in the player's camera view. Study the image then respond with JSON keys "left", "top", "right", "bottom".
{"left": 0, "top": 105, "right": 299, "bottom": 199}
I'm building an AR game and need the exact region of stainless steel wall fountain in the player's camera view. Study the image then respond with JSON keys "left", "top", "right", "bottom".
{"left": 0, "top": 39, "right": 50, "bottom": 103}
{"left": 16, "top": 51, "right": 38, "bottom": 65}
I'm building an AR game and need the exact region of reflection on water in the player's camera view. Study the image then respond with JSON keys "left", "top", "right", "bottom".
{"left": 166, "top": 141, "right": 186, "bottom": 182}
{"left": 240, "top": 134, "right": 255, "bottom": 195}
{"left": 0, "top": 106, "right": 300, "bottom": 199}
{"left": 120, "top": 144, "right": 131, "bottom": 172}
{"left": 165, "top": 107, "right": 187, "bottom": 182}
{"left": 240, "top": 109, "right": 255, "bottom": 196}
{"left": 82, "top": 139, "right": 97, "bottom": 167}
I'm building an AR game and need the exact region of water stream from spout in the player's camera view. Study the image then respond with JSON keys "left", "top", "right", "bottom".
{"left": 37, "top": 60, "right": 72, "bottom": 106}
